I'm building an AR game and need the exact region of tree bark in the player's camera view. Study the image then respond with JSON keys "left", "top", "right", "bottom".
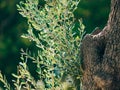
{"left": 81, "top": 0, "right": 120, "bottom": 90}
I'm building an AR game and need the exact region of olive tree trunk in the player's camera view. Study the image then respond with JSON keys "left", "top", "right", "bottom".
{"left": 81, "top": 0, "right": 120, "bottom": 90}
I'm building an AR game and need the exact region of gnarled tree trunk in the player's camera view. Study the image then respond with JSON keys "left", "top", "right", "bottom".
{"left": 81, "top": 0, "right": 120, "bottom": 90}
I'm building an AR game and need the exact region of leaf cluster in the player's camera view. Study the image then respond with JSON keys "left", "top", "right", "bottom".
{"left": 0, "top": 0, "right": 85, "bottom": 90}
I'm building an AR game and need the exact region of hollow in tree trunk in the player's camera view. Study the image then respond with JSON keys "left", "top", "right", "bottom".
{"left": 81, "top": 0, "right": 120, "bottom": 90}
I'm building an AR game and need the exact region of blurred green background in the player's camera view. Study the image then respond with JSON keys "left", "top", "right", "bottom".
{"left": 0, "top": 0, "right": 110, "bottom": 83}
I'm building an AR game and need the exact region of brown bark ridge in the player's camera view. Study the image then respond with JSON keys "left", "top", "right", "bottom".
{"left": 81, "top": 0, "right": 120, "bottom": 90}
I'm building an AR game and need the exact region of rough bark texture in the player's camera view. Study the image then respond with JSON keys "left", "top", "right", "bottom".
{"left": 81, "top": 0, "right": 120, "bottom": 90}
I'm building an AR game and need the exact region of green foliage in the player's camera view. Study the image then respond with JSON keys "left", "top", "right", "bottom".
{"left": 0, "top": 0, "right": 84, "bottom": 90}
{"left": 0, "top": 0, "right": 110, "bottom": 83}
{"left": 0, "top": 72, "right": 10, "bottom": 90}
